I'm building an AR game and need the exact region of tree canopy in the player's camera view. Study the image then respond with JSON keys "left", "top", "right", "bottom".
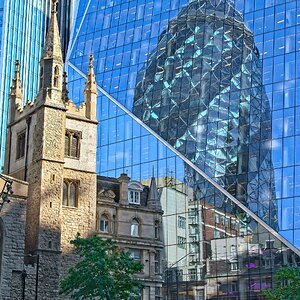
{"left": 264, "top": 267, "right": 300, "bottom": 300}
{"left": 60, "top": 235, "right": 144, "bottom": 300}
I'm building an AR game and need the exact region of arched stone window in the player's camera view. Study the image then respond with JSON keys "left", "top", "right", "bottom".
{"left": 54, "top": 65, "right": 59, "bottom": 87}
{"left": 131, "top": 218, "right": 140, "bottom": 237}
{"left": 100, "top": 214, "right": 109, "bottom": 233}
{"left": 65, "top": 129, "right": 82, "bottom": 159}
{"left": 62, "top": 179, "right": 79, "bottom": 207}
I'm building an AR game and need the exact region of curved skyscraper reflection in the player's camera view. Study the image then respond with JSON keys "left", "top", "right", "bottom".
{"left": 133, "top": 0, "right": 277, "bottom": 229}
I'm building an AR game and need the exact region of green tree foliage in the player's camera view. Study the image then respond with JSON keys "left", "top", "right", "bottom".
{"left": 264, "top": 267, "right": 300, "bottom": 300}
{"left": 60, "top": 235, "right": 144, "bottom": 300}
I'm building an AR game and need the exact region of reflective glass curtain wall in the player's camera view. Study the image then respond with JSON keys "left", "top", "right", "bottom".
{"left": 0, "top": 0, "right": 52, "bottom": 168}
{"left": 66, "top": 0, "right": 300, "bottom": 298}
{"left": 58, "top": 0, "right": 78, "bottom": 60}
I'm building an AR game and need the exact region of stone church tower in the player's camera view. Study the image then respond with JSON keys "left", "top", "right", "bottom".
{"left": 3, "top": 0, "right": 97, "bottom": 298}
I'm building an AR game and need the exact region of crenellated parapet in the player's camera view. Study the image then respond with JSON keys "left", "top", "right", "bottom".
{"left": 65, "top": 99, "right": 87, "bottom": 118}
{"left": 12, "top": 101, "right": 34, "bottom": 122}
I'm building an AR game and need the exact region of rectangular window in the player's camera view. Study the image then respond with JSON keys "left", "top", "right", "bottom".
{"left": 189, "top": 242, "right": 199, "bottom": 254}
{"left": 265, "top": 240, "right": 275, "bottom": 249}
{"left": 189, "top": 255, "right": 196, "bottom": 265}
{"left": 230, "top": 219, "right": 237, "bottom": 230}
{"left": 65, "top": 129, "right": 81, "bottom": 158}
{"left": 214, "top": 213, "right": 219, "bottom": 224}
{"left": 128, "top": 190, "right": 140, "bottom": 204}
{"left": 100, "top": 215, "right": 109, "bottom": 233}
{"left": 230, "top": 262, "right": 239, "bottom": 271}
{"left": 188, "top": 208, "right": 198, "bottom": 216}
{"left": 63, "top": 179, "right": 79, "bottom": 207}
{"left": 155, "top": 287, "right": 161, "bottom": 300}
{"left": 177, "top": 236, "right": 186, "bottom": 249}
{"left": 230, "top": 282, "right": 238, "bottom": 292}
{"left": 214, "top": 230, "right": 221, "bottom": 239}
{"left": 189, "top": 224, "right": 199, "bottom": 235}
{"left": 154, "top": 221, "right": 159, "bottom": 239}
{"left": 188, "top": 268, "right": 197, "bottom": 281}
{"left": 264, "top": 258, "right": 274, "bottom": 269}
{"left": 16, "top": 131, "right": 26, "bottom": 160}
{"left": 129, "top": 249, "right": 141, "bottom": 262}
{"left": 178, "top": 216, "right": 186, "bottom": 229}
{"left": 154, "top": 251, "right": 160, "bottom": 274}
{"left": 196, "top": 290, "right": 205, "bottom": 300}
{"left": 221, "top": 216, "right": 227, "bottom": 226}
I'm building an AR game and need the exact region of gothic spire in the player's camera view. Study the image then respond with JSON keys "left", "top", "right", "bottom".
{"left": 84, "top": 54, "right": 98, "bottom": 120}
{"left": 42, "top": 0, "right": 63, "bottom": 63}
{"left": 148, "top": 176, "right": 161, "bottom": 210}
{"left": 84, "top": 54, "right": 97, "bottom": 95}
{"left": 9, "top": 60, "right": 23, "bottom": 122}
{"left": 38, "top": 0, "right": 64, "bottom": 104}
{"left": 10, "top": 60, "right": 23, "bottom": 101}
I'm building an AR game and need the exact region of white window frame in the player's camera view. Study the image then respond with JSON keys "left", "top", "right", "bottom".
{"left": 128, "top": 181, "right": 144, "bottom": 205}
{"left": 100, "top": 215, "right": 109, "bottom": 233}
{"left": 230, "top": 262, "right": 239, "bottom": 271}
{"left": 131, "top": 218, "right": 140, "bottom": 236}
{"left": 128, "top": 189, "right": 140, "bottom": 204}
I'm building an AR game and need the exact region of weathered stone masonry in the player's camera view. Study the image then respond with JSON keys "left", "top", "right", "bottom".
{"left": 0, "top": 0, "right": 98, "bottom": 298}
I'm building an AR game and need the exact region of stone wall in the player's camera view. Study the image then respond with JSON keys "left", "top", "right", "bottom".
{"left": 0, "top": 177, "right": 28, "bottom": 300}
{"left": 64, "top": 117, "right": 97, "bottom": 173}
{"left": 60, "top": 169, "right": 97, "bottom": 277}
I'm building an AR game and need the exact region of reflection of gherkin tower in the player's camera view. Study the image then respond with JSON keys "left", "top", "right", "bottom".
{"left": 133, "top": 0, "right": 277, "bottom": 229}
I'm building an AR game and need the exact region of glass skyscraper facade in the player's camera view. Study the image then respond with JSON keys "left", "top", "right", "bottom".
{"left": 66, "top": 0, "right": 300, "bottom": 298}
